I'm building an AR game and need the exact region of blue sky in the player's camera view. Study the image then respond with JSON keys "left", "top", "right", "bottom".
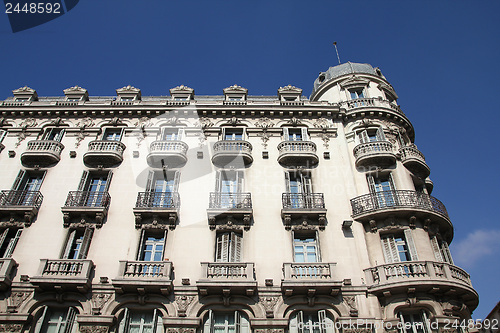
{"left": 1, "top": 0, "right": 499, "bottom": 319}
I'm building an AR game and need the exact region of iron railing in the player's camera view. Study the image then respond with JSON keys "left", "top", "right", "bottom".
{"left": 149, "top": 140, "right": 188, "bottom": 155}
{"left": 213, "top": 140, "right": 252, "bottom": 154}
{"left": 87, "top": 140, "right": 126, "bottom": 154}
{"left": 353, "top": 141, "right": 394, "bottom": 159}
{"left": 283, "top": 263, "right": 335, "bottom": 280}
{"left": 209, "top": 192, "right": 252, "bottom": 209}
{"left": 25, "top": 140, "right": 64, "bottom": 155}
{"left": 135, "top": 192, "right": 180, "bottom": 209}
{"left": 277, "top": 141, "right": 317, "bottom": 154}
{"left": 0, "top": 190, "right": 43, "bottom": 208}
{"left": 282, "top": 193, "right": 325, "bottom": 209}
{"left": 64, "top": 191, "right": 111, "bottom": 209}
{"left": 350, "top": 190, "right": 449, "bottom": 220}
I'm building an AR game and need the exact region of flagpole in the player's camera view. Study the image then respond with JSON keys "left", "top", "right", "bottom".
{"left": 333, "top": 42, "right": 341, "bottom": 65}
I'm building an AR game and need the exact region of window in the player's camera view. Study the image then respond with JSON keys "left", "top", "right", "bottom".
{"left": 42, "top": 128, "right": 65, "bottom": 142}
{"left": 289, "top": 310, "right": 335, "bottom": 333}
{"left": 145, "top": 170, "right": 180, "bottom": 208}
{"left": 15, "top": 98, "right": 28, "bottom": 102}
{"left": 121, "top": 97, "right": 134, "bottom": 101}
{"left": 34, "top": 307, "right": 77, "bottom": 333}
{"left": 293, "top": 233, "right": 319, "bottom": 263}
{"left": 283, "top": 127, "right": 309, "bottom": 141}
{"left": 0, "top": 228, "right": 22, "bottom": 258}
{"left": 61, "top": 228, "right": 93, "bottom": 259}
{"left": 67, "top": 97, "right": 81, "bottom": 102}
{"left": 160, "top": 127, "right": 184, "bottom": 141}
{"left": 349, "top": 88, "right": 365, "bottom": 99}
{"left": 216, "top": 231, "right": 242, "bottom": 262}
{"left": 367, "top": 173, "right": 395, "bottom": 208}
{"left": 102, "top": 127, "right": 123, "bottom": 141}
{"left": 357, "top": 127, "right": 386, "bottom": 144}
{"left": 77, "top": 171, "right": 112, "bottom": 207}
{"left": 9, "top": 170, "right": 45, "bottom": 205}
{"left": 398, "top": 311, "right": 431, "bottom": 333}
{"left": 203, "top": 310, "right": 249, "bottom": 333}
{"left": 284, "top": 170, "right": 314, "bottom": 209}
{"left": 137, "top": 229, "right": 167, "bottom": 262}
{"left": 430, "top": 236, "right": 453, "bottom": 264}
{"left": 215, "top": 170, "right": 244, "bottom": 208}
{"left": 222, "top": 128, "right": 244, "bottom": 141}
{"left": 381, "top": 230, "right": 418, "bottom": 263}
{"left": 118, "top": 308, "right": 163, "bottom": 333}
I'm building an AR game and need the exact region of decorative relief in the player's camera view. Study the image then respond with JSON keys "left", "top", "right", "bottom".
{"left": 175, "top": 295, "right": 195, "bottom": 317}
{"left": 15, "top": 118, "right": 37, "bottom": 147}
{"left": 343, "top": 329, "right": 372, "bottom": 333}
{"left": 226, "top": 117, "right": 241, "bottom": 126}
{"left": 255, "top": 117, "right": 274, "bottom": 149}
{"left": 7, "top": 291, "right": 31, "bottom": 313}
{"left": 195, "top": 117, "right": 213, "bottom": 147}
{"left": 259, "top": 296, "right": 279, "bottom": 318}
{"left": 49, "top": 117, "right": 66, "bottom": 127}
{"left": 166, "top": 329, "right": 196, "bottom": 333}
{"left": 286, "top": 117, "right": 302, "bottom": 126}
{"left": 107, "top": 117, "right": 123, "bottom": 126}
{"left": 91, "top": 293, "right": 113, "bottom": 315}
{"left": 79, "top": 326, "right": 109, "bottom": 333}
{"left": 254, "top": 329, "right": 285, "bottom": 333}
{"left": 134, "top": 117, "right": 152, "bottom": 147}
{"left": 314, "top": 118, "right": 333, "bottom": 148}
{"left": 343, "top": 296, "right": 358, "bottom": 316}
{"left": 75, "top": 117, "right": 95, "bottom": 148}
{"left": 0, "top": 324, "right": 23, "bottom": 333}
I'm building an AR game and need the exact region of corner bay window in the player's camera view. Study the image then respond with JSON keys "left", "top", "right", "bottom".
{"left": 203, "top": 310, "right": 249, "bottom": 333}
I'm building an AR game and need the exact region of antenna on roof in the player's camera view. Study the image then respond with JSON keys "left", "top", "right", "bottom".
{"left": 333, "top": 42, "right": 341, "bottom": 65}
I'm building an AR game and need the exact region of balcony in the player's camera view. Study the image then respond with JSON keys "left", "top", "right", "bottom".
{"left": 21, "top": 140, "right": 64, "bottom": 168}
{"left": 212, "top": 140, "right": 253, "bottom": 167}
{"left": 364, "top": 261, "right": 478, "bottom": 309}
{"left": 353, "top": 141, "right": 396, "bottom": 168}
{"left": 0, "top": 258, "right": 17, "bottom": 291}
{"left": 339, "top": 97, "right": 404, "bottom": 115}
{"left": 277, "top": 141, "right": 319, "bottom": 168}
{"left": 112, "top": 260, "right": 173, "bottom": 295}
{"left": 83, "top": 140, "right": 126, "bottom": 168}
{"left": 0, "top": 190, "right": 43, "bottom": 224}
{"left": 282, "top": 263, "right": 341, "bottom": 296}
{"left": 133, "top": 192, "right": 180, "bottom": 228}
{"left": 281, "top": 193, "right": 327, "bottom": 229}
{"left": 61, "top": 191, "right": 110, "bottom": 227}
{"left": 30, "top": 259, "right": 94, "bottom": 292}
{"left": 197, "top": 262, "right": 257, "bottom": 296}
{"left": 400, "top": 146, "right": 430, "bottom": 179}
{"left": 207, "top": 193, "right": 253, "bottom": 229}
{"left": 147, "top": 140, "right": 188, "bottom": 168}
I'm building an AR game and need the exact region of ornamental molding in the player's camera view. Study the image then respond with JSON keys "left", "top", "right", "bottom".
{"left": 64, "top": 85, "right": 88, "bottom": 94}
{"left": 254, "top": 330, "right": 285, "bottom": 333}
{"left": 254, "top": 117, "right": 274, "bottom": 130}
{"left": 116, "top": 85, "right": 140, "bottom": 93}
{"left": 91, "top": 293, "right": 113, "bottom": 315}
{"left": 166, "top": 329, "right": 196, "bottom": 333}
{"left": 7, "top": 292, "right": 31, "bottom": 313}
{"left": 259, "top": 296, "right": 280, "bottom": 318}
{"left": 339, "top": 75, "right": 370, "bottom": 89}
{"left": 170, "top": 85, "right": 194, "bottom": 93}
{"left": 343, "top": 295, "right": 358, "bottom": 316}
{"left": 278, "top": 85, "right": 302, "bottom": 94}
{"left": 285, "top": 117, "right": 302, "bottom": 126}
{"left": 223, "top": 84, "right": 248, "bottom": 94}
{"left": 13, "top": 86, "right": 36, "bottom": 94}
{"left": 0, "top": 324, "right": 23, "bottom": 333}
{"left": 175, "top": 295, "right": 195, "bottom": 317}
{"left": 79, "top": 326, "right": 109, "bottom": 333}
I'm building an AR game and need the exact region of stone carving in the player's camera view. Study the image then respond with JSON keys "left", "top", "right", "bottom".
{"left": 195, "top": 117, "right": 213, "bottom": 147}
{"left": 255, "top": 117, "right": 274, "bottom": 149}
{"left": 254, "top": 330, "right": 285, "bottom": 333}
{"left": 79, "top": 326, "right": 109, "bottom": 333}
{"left": 7, "top": 291, "right": 31, "bottom": 313}
{"left": 286, "top": 117, "right": 302, "bottom": 126}
{"left": 91, "top": 293, "right": 113, "bottom": 315}
{"left": 166, "top": 329, "right": 196, "bottom": 333}
{"left": 75, "top": 117, "right": 95, "bottom": 148}
{"left": 343, "top": 329, "right": 372, "bottom": 333}
{"left": 13, "top": 86, "right": 35, "bottom": 93}
{"left": 175, "top": 295, "right": 195, "bottom": 317}
{"left": 107, "top": 117, "right": 123, "bottom": 126}
{"left": 0, "top": 324, "right": 23, "bottom": 333}
{"left": 259, "top": 296, "right": 279, "bottom": 318}
{"left": 49, "top": 117, "right": 66, "bottom": 126}
{"left": 278, "top": 85, "right": 302, "bottom": 93}
{"left": 343, "top": 296, "right": 358, "bottom": 316}
{"left": 15, "top": 118, "right": 37, "bottom": 147}
{"left": 227, "top": 117, "right": 241, "bottom": 126}
{"left": 134, "top": 117, "right": 152, "bottom": 147}
{"left": 117, "top": 85, "right": 140, "bottom": 93}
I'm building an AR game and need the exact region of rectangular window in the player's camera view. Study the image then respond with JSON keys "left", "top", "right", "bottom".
{"left": 0, "top": 228, "right": 22, "bottom": 258}
{"left": 160, "top": 127, "right": 184, "bottom": 141}
{"left": 9, "top": 170, "right": 45, "bottom": 205}
{"left": 430, "top": 236, "right": 454, "bottom": 264}
{"left": 144, "top": 170, "right": 179, "bottom": 208}
{"left": 349, "top": 88, "right": 365, "bottom": 100}
{"left": 285, "top": 171, "right": 313, "bottom": 209}
{"left": 367, "top": 173, "right": 395, "bottom": 208}
{"left": 41, "top": 128, "right": 65, "bottom": 142}
{"left": 293, "top": 233, "right": 319, "bottom": 263}
{"left": 216, "top": 231, "right": 242, "bottom": 262}
{"left": 222, "top": 128, "right": 244, "bottom": 141}
{"left": 102, "top": 127, "right": 123, "bottom": 141}
{"left": 398, "top": 311, "right": 431, "bottom": 333}
{"left": 119, "top": 308, "right": 162, "bottom": 333}
{"left": 214, "top": 171, "right": 244, "bottom": 208}
{"left": 137, "top": 229, "right": 167, "bottom": 262}
{"left": 357, "top": 127, "right": 385, "bottom": 144}
{"left": 77, "top": 171, "right": 112, "bottom": 207}
{"left": 283, "top": 127, "right": 309, "bottom": 141}
{"left": 34, "top": 307, "right": 77, "bottom": 333}
{"left": 61, "top": 228, "right": 93, "bottom": 260}
{"left": 203, "top": 310, "right": 249, "bottom": 333}
{"left": 381, "top": 230, "right": 418, "bottom": 263}
{"left": 289, "top": 310, "right": 334, "bottom": 333}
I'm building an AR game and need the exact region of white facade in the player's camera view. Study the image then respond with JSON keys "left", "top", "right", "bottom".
{"left": 0, "top": 63, "right": 478, "bottom": 333}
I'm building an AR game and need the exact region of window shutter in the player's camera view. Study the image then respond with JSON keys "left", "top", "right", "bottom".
{"left": 283, "top": 127, "right": 289, "bottom": 141}
{"left": 301, "top": 127, "right": 309, "bottom": 141}
{"left": 118, "top": 308, "right": 130, "bottom": 333}
{"left": 359, "top": 130, "right": 369, "bottom": 144}
{"left": 238, "top": 312, "right": 250, "bottom": 333}
{"left": 236, "top": 171, "right": 244, "bottom": 193}
{"left": 78, "top": 171, "right": 90, "bottom": 191}
{"left": 62, "top": 230, "right": 77, "bottom": 259}
{"left": 34, "top": 306, "right": 48, "bottom": 333}
{"left": 146, "top": 171, "right": 155, "bottom": 192}
{"left": 118, "top": 127, "right": 125, "bottom": 141}
{"left": 284, "top": 171, "right": 291, "bottom": 193}
{"left": 297, "top": 311, "right": 304, "bottom": 333}
{"left": 215, "top": 171, "right": 222, "bottom": 193}
{"left": 289, "top": 311, "right": 299, "bottom": 333}
{"left": 104, "top": 171, "right": 113, "bottom": 192}
{"left": 12, "top": 170, "right": 27, "bottom": 191}
{"left": 0, "top": 129, "right": 6, "bottom": 142}
{"left": 178, "top": 128, "right": 185, "bottom": 140}
{"left": 388, "top": 173, "right": 396, "bottom": 190}
{"left": 4, "top": 228, "right": 22, "bottom": 258}
{"left": 54, "top": 128, "right": 65, "bottom": 142}
{"left": 0, "top": 229, "right": 9, "bottom": 255}
{"left": 231, "top": 232, "right": 242, "bottom": 262}
{"left": 137, "top": 229, "right": 146, "bottom": 260}
{"left": 152, "top": 309, "right": 159, "bottom": 333}
{"left": 398, "top": 313, "right": 407, "bottom": 333}
{"left": 421, "top": 310, "right": 431, "bottom": 333}
{"left": 203, "top": 310, "right": 214, "bottom": 333}
{"left": 376, "top": 127, "right": 386, "bottom": 141}
{"left": 78, "top": 228, "right": 94, "bottom": 259}
{"left": 381, "top": 235, "right": 400, "bottom": 263}
{"left": 367, "top": 175, "right": 376, "bottom": 193}
{"left": 430, "top": 236, "right": 443, "bottom": 262}
{"left": 318, "top": 310, "right": 327, "bottom": 333}
{"left": 441, "top": 241, "right": 454, "bottom": 265}
{"left": 302, "top": 173, "right": 313, "bottom": 194}
{"left": 63, "top": 307, "right": 76, "bottom": 333}
{"left": 161, "top": 229, "right": 168, "bottom": 261}
{"left": 173, "top": 171, "right": 181, "bottom": 192}
{"left": 216, "top": 233, "right": 230, "bottom": 262}
{"left": 404, "top": 229, "right": 419, "bottom": 261}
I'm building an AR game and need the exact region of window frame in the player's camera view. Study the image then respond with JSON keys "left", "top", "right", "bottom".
{"left": 381, "top": 229, "right": 419, "bottom": 263}
{"left": 159, "top": 127, "right": 185, "bottom": 141}
{"left": 215, "top": 231, "right": 242, "bottom": 263}
{"left": 292, "top": 230, "right": 320, "bottom": 263}
{"left": 398, "top": 310, "right": 431, "bottom": 333}
{"left": 118, "top": 308, "right": 163, "bottom": 333}
{"left": 41, "top": 127, "right": 65, "bottom": 142}
{"left": 203, "top": 310, "right": 250, "bottom": 333}
{"left": 282, "top": 127, "right": 309, "bottom": 141}
{"left": 289, "top": 310, "right": 335, "bottom": 333}
{"left": 33, "top": 306, "right": 77, "bottom": 333}
{"left": 101, "top": 127, "right": 124, "bottom": 141}
{"left": 61, "top": 227, "right": 93, "bottom": 260}
{"left": 137, "top": 229, "right": 167, "bottom": 262}
{"left": 0, "top": 227, "right": 22, "bottom": 258}
{"left": 221, "top": 127, "right": 245, "bottom": 141}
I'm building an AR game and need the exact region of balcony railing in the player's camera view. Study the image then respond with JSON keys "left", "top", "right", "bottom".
{"left": 202, "top": 262, "right": 254, "bottom": 279}
{"left": 26, "top": 140, "right": 64, "bottom": 154}
{"left": 353, "top": 141, "right": 396, "bottom": 168}
{"left": 21, "top": 140, "right": 65, "bottom": 167}
{"left": 400, "top": 146, "right": 430, "bottom": 178}
{"left": 351, "top": 190, "right": 449, "bottom": 221}
{"left": 209, "top": 192, "right": 252, "bottom": 209}
{"left": 30, "top": 259, "right": 94, "bottom": 292}
{"left": 40, "top": 259, "right": 91, "bottom": 277}
{"left": 83, "top": 140, "right": 126, "bottom": 167}
{"left": 0, "top": 190, "right": 43, "bottom": 209}
{"left": 147, "top": 140, "right": 188, "bottom": 168}
{"left": 365, "top": 261, "right": 472, "bottom": 287}
{"left": 278, "top": 141, "right": 317, "bottom": 154}
{"left": 136, "top": 192, "right": 180, "bottom": 209}
{"left": 282, "top": 193, "right": 325, "bottom": 209}
{"left": 120, "top": 260, "right": 173, "bottom": 278}
{"left": 283, "top": 263, "right": 335, "bottom": 280}
{"left": 64, "top": 191, "right": 110, "bottom": 209}
{"left": 212, "top": 140, "right": 253, "bottom": 167}
{"left": 277, "top": 141, "right": 318, "bottom": 167}
{"left": 339, "top": 97, "right": 404, "bottom": 115}
{"left": 87, "top": 140, "right": 126, "bottom": 154}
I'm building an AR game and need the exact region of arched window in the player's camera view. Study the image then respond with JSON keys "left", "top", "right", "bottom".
{"left": 289, "top": 310, "right": 335, "bottom": 333}
{"left": 33, "top": 306, "right": 77, "bottom": 333}
{"left": 203, "top": 310, "right": 249, "bottom": 333}
{"left": 118, "top": 308, "right": 163, "bottom": 333}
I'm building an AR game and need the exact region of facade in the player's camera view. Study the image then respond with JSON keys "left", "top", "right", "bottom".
{"left": 0, "top": 62, "right": 478, "bottom": 333}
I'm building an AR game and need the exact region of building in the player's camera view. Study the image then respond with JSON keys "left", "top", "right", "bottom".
{"left": 0, "top": 62, "right": 479, "bottom": 333}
